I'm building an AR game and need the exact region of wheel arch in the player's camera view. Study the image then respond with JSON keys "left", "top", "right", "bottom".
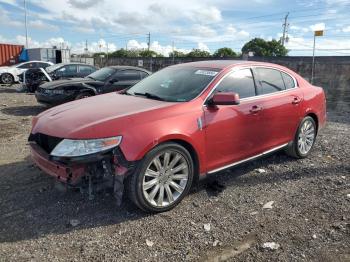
{"left": 305, "top": 112, "right": 319, "bottom": 133}
{"left": 130, "top": 135, "right": 202, "bottom": 184}
{"left": 166, "top": 139, "right": 200, "bottom": 184}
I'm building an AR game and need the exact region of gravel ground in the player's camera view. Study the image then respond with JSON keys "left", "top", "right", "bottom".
{"left": 0, "top": 84, "right": 349, "bottom": 261}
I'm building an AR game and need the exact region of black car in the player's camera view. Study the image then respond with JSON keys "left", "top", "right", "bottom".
{"left": 19, "top": 63, "right": 97, "bottom": 92}
{"left": 35, "top": 66, "right": 151, "bottom": 105}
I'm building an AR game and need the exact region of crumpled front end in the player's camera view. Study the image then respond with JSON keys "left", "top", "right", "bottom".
{"left": 28, "top": 132, "right": 136, "bottom": 205}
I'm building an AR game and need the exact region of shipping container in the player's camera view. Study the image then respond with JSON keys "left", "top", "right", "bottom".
{"left": 0, "top": 43, "right": 24, "bottom": 66}
{"left": 27, "top": 48, "right": 70, "bottom": 63}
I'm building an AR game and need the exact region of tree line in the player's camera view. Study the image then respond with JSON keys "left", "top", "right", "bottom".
{"left": 92, "top": 38, "right": 288, "bottom": 58}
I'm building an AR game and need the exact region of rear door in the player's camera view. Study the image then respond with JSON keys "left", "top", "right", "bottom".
{"left": 204, "top": 68, "right": 266, "bottom": 172}
{"left": 253, "top": 67, "right": 303, "bottom": 151}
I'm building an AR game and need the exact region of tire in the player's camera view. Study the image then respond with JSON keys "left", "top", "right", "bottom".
{"left": 126, "top": 142, "right": 194, "bottom": 213}
{"left": 1, "top": 73, "right": 14, "bottom": 85}
{"left": 75, "top": 92, "right": 92, "bottom": 100}
{"left": 285, "top": 116, "right": 317, "bottom": 158}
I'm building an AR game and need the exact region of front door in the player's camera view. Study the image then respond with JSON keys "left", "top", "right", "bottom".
{"left": 204, "top": 68, "right": 264, "bottom": 172}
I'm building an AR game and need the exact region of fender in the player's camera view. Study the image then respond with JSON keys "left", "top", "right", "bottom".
{"left": 80, "top": 83, "right": 98, "bottom": 95}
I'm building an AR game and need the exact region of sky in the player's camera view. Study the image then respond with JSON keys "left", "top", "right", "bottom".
{"left": 0, "top": 0, "right": 350, "bottom": 56}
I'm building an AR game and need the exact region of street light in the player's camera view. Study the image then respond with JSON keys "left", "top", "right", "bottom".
{"left": 24, "top": 0, "right": 28, "bottom": 48}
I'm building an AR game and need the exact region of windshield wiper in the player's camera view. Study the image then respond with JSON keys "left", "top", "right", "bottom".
{"left": 86, "top": 76, "right": 95, "bottom": 80}
{"left": 133, "top": 92, "right": 165, "bottom": 101}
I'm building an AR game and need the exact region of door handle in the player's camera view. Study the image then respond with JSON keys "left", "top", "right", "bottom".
{"left": 250, "top": 105, "right": 262, "bottom": 114}
{"left": 292, "top": 97, "right": 301, "bottom": 105}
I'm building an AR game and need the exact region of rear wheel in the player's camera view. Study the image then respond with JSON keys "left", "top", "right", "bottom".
{"left": 126, "top": 142, "right": 194, "bottom": 212}
{"left": 1, "top": 73, "right": 14, "bottom": 84}
{"left": 75, "top": 92, "right": 92, "bottom": 100}
{"left": 285, "top": 116, "right": 316, "bottom": 158}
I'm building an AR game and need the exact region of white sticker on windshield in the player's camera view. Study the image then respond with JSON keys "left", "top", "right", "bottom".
{"left": 195, "top": 70, "right": 218, "bottom": 76}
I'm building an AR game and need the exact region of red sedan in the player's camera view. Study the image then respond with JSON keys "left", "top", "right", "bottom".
{"left": 29, "top": 60, "right": 326, "bottom": 212}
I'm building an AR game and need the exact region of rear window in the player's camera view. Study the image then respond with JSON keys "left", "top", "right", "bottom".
{"left": 256, "top": 68, "right": 285, "bottom": 95}
{"left": 282, "top": 72, "right": 295, "bottom": 89}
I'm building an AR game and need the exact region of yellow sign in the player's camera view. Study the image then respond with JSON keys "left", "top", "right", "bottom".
{"left": 314, "top": 30, "right": 324, "bottom": 36}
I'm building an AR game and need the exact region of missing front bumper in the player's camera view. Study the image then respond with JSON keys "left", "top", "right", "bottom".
{"left": 29, "top": 142, "right": 136, "bottom": 205}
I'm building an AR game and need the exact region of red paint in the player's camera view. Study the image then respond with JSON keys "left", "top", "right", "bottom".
{"left": 0, "top": 43, "right": 23, "bottom": 66}
{"left": 30, "top": 143, "right": 85, "bottom": 184}
{"left": 30, "top": 61, "right": 326, "bottom": 178}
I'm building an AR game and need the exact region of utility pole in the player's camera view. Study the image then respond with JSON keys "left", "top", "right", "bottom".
{"left": 24, "top": 0, "right": 28, "bottom": 48}
{"left": 281, "top": 12, "right": 289, "bottom": 46}
{"left": 147, "top": 32, "right": 151, "bottom": 51}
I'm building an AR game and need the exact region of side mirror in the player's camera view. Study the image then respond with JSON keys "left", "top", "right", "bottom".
{"left": 209, "top": 92, "right": 240, "bottom": 106}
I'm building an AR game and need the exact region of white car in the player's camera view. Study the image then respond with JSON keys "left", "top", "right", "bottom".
{"left": 0, "top": 61, "right": 53, "bottom": 84}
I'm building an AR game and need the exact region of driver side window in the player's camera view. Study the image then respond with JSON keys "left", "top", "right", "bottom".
{"left": 215, "top": 69, "right": 256, "bottom": 99}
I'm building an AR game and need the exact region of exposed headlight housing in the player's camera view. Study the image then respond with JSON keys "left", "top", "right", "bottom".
{"left": 50, "top": 136, "right": 122, "bottom": 157}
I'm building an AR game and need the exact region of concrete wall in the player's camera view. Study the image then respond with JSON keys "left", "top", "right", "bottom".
{"left": 97, "top": 56, "right": 350, "bottom": 114}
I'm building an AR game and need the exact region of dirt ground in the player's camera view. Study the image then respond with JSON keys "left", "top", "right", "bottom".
{"left": 0, "top": 84, "right": 349, "bottom": 262}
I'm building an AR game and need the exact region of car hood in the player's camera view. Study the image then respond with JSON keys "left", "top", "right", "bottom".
{"left": 32, "top": 92, "right": 178, "bottom": 139}
{"left": 40, "top": 78, "right": 99, "bottom": 89}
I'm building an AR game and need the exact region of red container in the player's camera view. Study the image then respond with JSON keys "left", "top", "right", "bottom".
{"left": 0, "top": 43, "right": 24, "bottom": 66}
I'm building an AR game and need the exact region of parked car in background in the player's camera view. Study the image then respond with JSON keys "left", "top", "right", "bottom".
{"left": 29, "top": 60, "right": 326, "bottom": 212}
{"left": 18, "top": 63, "right": 97, "bottom": 92}
{"left": 35, "top": 66, "right": 150, "bottom": 105}
{"left": 0, "top": 60, "right": 53, "bottom": 84}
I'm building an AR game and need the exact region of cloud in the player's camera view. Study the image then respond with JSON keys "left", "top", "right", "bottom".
{"left": 73, "top": 26, "right": 95, "bottom": 34}
{"left": 68, "top": 0, "right": 102, "bottom": 9}
{"left": 0, "top": 8, "right": 22, "bottom": 27}
{"left": 191, "top": 24, "right": 217, "bottom": 38}
{"left": 29, "top": 20, "right": 59, "bottom": 31}
{"left": 342, "top": 26, "right": 350, "bottom": 32}
{"left": 197, "top": 42, "right": 210, "bottom": 52}
{"left": 285, "top": 34, "right": 350, "bottom": 55}
{"left": 310, "top": 22, "right": 326, "bottom": 32}
{"left": 190, "top": 6, "right": 222, "bottom": 24}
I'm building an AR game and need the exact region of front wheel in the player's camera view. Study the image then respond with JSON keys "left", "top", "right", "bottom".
{"left": 285, "top": 116, "right": 317, "bottom": 158}
{"left": 1, "top": 73, "right": 14, "bottom": 84}
{"left": 126, "top": 143, "right": 194, "bottom": 212}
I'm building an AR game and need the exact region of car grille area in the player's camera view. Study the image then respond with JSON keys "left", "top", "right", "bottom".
{"left": 28, "top": 133, "right": 63, "bottom": 154}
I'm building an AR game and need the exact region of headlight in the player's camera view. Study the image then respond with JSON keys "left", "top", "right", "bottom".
{"left": 50, "top": 136, "right": 122, "bottom": 157}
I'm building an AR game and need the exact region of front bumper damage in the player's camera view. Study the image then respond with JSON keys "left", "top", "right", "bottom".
{"left": 28, "top": 134, "right": 136, "bottom": 205}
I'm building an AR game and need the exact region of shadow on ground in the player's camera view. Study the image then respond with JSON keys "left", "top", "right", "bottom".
{"left": 0, "top": 152, "right": 341, "bottom": 244}
{"left": 0, "top": 86, "right": 18, "bottom": 93}
{"left": 1, "top": 105, "right": 47, "bottom": 116}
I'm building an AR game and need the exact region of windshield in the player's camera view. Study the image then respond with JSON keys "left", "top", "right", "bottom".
{"left": 126, "top": 67, "right": 220, "bottom": 102}
{"left": 87, "top": 67, "right": 115, "bottom": 81}
{"left": 46, "top": 64, "right": 63, "bottom": 73}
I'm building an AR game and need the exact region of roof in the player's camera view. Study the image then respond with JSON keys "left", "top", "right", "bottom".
{"left": 178, "top": 60, "right": 247, "bottom": 69}
{"left": 109, "top": 65, "right": 151, "bottom": 73}
{"left": 52, "top": 62, "right": 95, "bottom": 67}
{"left": 173, "top": 60, "right": 292, "bottom": 72}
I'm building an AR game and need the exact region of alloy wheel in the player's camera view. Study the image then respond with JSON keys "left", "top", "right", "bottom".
{"left": 142, "top": 150, "right": 189, "bottom": 207}
{"left": 1, "top": 74, "right": 13, "bottom": 84}
{"left": 297, "top": 119, "right": 315, "bottom": 154}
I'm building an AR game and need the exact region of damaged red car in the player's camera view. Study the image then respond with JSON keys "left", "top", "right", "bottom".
{"left": 29, "top": 60, "right": 326, "bottom": 212}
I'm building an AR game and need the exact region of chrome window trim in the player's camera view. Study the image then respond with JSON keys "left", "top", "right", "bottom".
{"left": 202, "top": 65, "right": 299, "bottom": 106}
{"left": 207, "top": 143, "right": 288, "bottom": 174}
